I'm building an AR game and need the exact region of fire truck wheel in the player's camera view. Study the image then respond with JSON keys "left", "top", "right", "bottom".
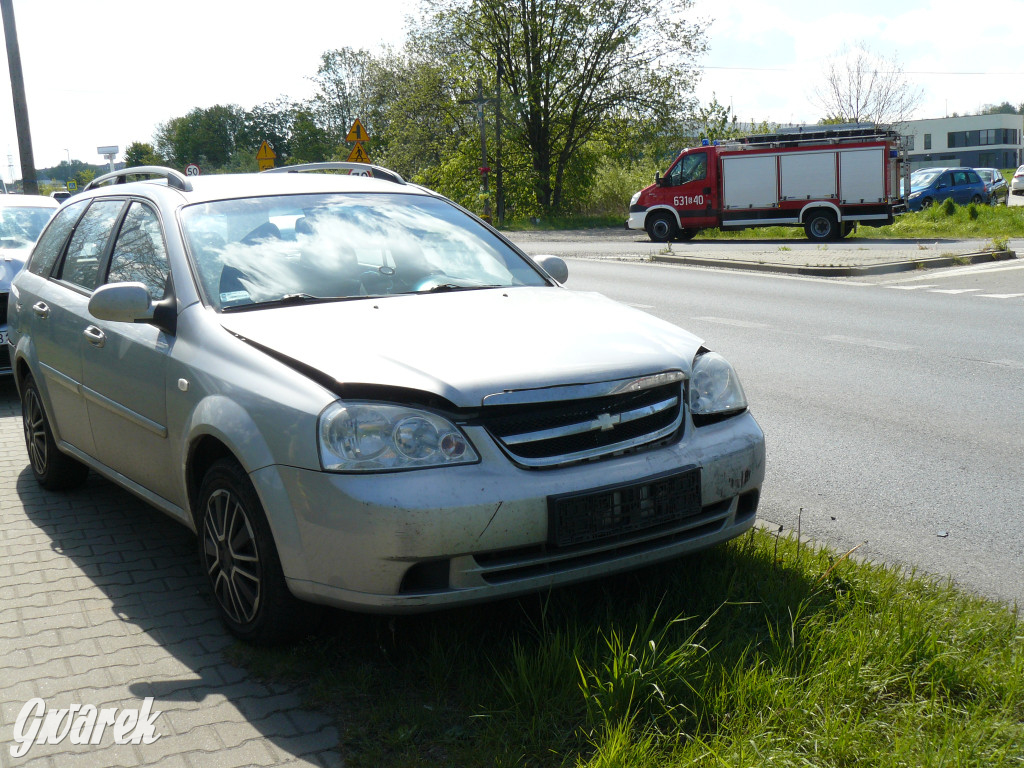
{"left": 804, "top": 210, "right": 839, "bottom": 242}
{"left": 645, "top": 212, "right": 678, "bottom": 242}
{"left": 841, "top": 222, "right": 855, "bottom": 238}
{"left": 673, "top": 228, "right": 698, "bottom": 242}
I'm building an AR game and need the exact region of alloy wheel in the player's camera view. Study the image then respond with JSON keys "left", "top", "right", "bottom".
{"left": 23, "top": 388, "right": 48, "bottom": 475}
{"left": 203, "top": 488, "right": 262, "bottom": 625}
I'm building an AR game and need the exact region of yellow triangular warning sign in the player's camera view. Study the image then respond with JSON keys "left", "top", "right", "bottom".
{"left": 347, "top": 143, "right": 371, "bottom": 163}
{"left": 256, "top": 140, "right": 276, "bottom": 160}
{"left": 345, "top": 119, "right": 369, "bottom": 142}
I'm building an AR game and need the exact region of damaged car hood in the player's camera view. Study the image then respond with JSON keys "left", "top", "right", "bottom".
{"left": 216, "top": 287, "right": 703, "bottom": 407}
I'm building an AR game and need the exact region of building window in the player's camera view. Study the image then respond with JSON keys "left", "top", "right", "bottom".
{"left": 924, "top": 133, "right": 931, "bottom": 150}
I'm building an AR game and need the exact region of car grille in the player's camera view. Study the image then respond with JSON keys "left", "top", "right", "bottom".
{"left": 0, "top": 292, "right": 7, "bottom": 319}
{"left": 480, "top": 376, "right": 684, "bottom": 468}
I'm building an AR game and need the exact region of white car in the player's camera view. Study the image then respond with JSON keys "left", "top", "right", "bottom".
{"left": 8, "top": 164, "right": 765, "bottom": 644}
{"left": 1011, "top": 165, "right": 1024, "bottom": 196}
{"left": 1, "top": 194, "right": 59, "bottom": 374}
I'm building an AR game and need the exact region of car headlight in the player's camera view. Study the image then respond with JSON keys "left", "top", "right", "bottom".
{"left": 630, "top": 191, "right": 641, "bottom": 206}
{"left": 908, "top": 191, "right": 920, "bottom": 199}
{"left": 319, "top": 402, "right": 478, "bottom": 472}
{"left": 689, "top": 351, "right": 747, "bottom": 418}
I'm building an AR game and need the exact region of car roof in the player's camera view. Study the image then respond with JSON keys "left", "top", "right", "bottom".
{"left": 0, "top": 193, "right": 60, "bottom": 208}
{"left": 81, "top": 168, "right": 434, "bottom": 207}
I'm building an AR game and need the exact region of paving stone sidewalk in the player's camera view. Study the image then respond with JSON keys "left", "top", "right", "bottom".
{"left": 0, "top": 380, "right": 341, "bottom": 768}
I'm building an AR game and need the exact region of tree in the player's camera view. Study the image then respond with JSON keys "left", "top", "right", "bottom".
{"left": 811, "top": 43, "right": 922, "bottom": 126}
{"left": 415, "top": 0, "right": 707, "bottom": 214}
{"left": 123, "top": 141, "right": 164, "bottom": 167}
{"left": 236, "top": 98, "right": 295, "bottom": 163}
{"left": 288, "top": 108, "right": 336, "bottom": 163}
{"left": 155, "top": 104, "right": 244, "bottom": 169}
{"left": 309, "top": 48, "right": 372, "bottom": 144}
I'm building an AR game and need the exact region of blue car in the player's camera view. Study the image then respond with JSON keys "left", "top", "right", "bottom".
{"left": 907, "top": 167, "right": 987, "bottom": 211}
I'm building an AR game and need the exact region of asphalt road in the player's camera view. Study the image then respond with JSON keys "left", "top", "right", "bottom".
{"left": 555, "top": 256, "right": 1024, "bottom": 609}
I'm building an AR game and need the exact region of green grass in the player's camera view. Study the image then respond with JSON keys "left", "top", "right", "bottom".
{"left": 504, "top": 202, "right": 1024, "bottom": 242}
{"left": 228, "top": 531, "right": 1023, "bottom": 767}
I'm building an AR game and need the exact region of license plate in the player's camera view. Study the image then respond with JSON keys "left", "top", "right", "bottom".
{"left": 548, "top": 467, "right": 701, "bottom": 548}
{"left": 0, "top": 329, "right": 9, "bottom": 346}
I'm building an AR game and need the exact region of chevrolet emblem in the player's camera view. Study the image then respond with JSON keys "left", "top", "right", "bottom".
{"left": 593, "top": 412, "right": 619, "bottom": 431}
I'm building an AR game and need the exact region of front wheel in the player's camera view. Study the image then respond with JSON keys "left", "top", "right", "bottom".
{"left": 198, "top": 458, "right": 319, "bottom": 645}
{"left": 21, "top": 376, "right": 89, "bottom": 490}
{"left": 804, "top": 210, "right": 839, "bottom": 242}
{"left": 645, "top": 212, "right": 678, "bottom": 242}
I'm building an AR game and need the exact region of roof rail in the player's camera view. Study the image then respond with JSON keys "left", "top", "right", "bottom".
{"left": 262, "top": 162, "right": 406, "bottom": 185}
{"left": 83, "top": 166, "right": 193, "bottom": 193}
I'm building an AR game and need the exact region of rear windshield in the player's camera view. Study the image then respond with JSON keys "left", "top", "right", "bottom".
{"left": 180, "top": 192, "right": 547, "bottom": 311}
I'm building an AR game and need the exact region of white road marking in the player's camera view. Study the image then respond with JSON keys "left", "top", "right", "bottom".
{"left": 890, "top": 285, "right": 937, "bottom": 290}
{"left": 881, "top": 259, "right": 1024, "bottom": 284}
{"left": 825, "top": 334, "right": 913, "bottom": 352}
{"left": 624, "top": 302, "right": 654, "bottom": 308}
{"left": 929, "top": 288, "right": 982, "bottom": 294}
{"left": 977, "top": 293, "right": 1024, "bottom": 299}
{"left": 692, "top": 316, "right": 769, "bottom": 329}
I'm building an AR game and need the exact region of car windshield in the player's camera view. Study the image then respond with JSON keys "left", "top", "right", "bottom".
{"left": 910, "top": 170, "right": 941, "bottom": 186}
{"left": 976, "top": 169, "right": 996, "bottom": 183}
{"left": 0, "top": 206, "right": 55, "bottom": 250}
{"left": 181, "top": 192, "right": 548, "bottom": 311}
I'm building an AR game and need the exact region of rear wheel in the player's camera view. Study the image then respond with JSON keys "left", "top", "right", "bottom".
{"left": 21, "top": 376, "right": 89, "bottom": 490}
{"left": 198, "top": 458, "right": 320, "bottom": 645}
{"left": 841, "top": 222, "right": 855, "bottom": 238}
{"left": 645, "top": 211, "right": 678, "bottom": 242}
{"left": 804, "top": 210, "right": 839, "bottom": 242}
{"left": 971, "top": 194, "right": 983, "bottom": 205}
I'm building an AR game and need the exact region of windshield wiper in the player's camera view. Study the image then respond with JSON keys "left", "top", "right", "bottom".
{"left": 222, "top": 293, "right": 367, "bottom": 312}
{"left": 419, "top": 283, "right": 502, "bottom": 294}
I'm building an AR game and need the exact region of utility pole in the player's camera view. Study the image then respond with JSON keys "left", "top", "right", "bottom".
{"left": 495, "top": 61, "right": 504, "bottom": 226}
{"left": 1, "top": 0, "right": 37, "bottom": 194}
{"left": 460, "top": 78, "right": 495, "bottom": 223}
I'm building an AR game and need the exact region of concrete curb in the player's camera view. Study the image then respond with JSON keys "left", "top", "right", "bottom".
{"left": 651, "top": 249, "right": 1018, "bottom": 277}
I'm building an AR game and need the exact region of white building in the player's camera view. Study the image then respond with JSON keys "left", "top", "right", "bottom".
{"left": 901, "top": 113, "right": 1023, "bottom": 170}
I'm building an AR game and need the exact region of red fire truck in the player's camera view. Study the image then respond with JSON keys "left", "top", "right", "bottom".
{"left": 627, "top": 125, "right": 907, "bottom": 242}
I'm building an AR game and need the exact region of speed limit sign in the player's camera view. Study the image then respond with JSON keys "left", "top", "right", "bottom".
{"left": 185, "top": 163, "right": 201, "bottom": 176}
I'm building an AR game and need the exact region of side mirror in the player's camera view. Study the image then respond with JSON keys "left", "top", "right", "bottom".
{"left": 88, "top": 282, "right": 155, "bottom": 323}
{"left": 535, "top": 255, "right": 568, "bottom": 284}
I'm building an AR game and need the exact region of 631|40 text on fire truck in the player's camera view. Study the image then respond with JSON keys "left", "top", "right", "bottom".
{"left": 627, "top": 124, "right": 908, "bottom": 243}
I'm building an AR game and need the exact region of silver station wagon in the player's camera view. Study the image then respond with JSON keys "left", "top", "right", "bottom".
{"left": 6, "top": 165, "right": 765, "bottom": 644}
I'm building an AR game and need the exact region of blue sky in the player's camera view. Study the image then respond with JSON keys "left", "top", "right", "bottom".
{"left": 1, "top": 0, "right": 1022, "bottom": 179}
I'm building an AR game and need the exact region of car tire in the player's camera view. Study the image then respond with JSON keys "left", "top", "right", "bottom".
{"left": 971, "top": 194, "right": 983, "bottom": 205}
{"left": 645, "top": 211, "right": 678, "bottom": 242}
{"left": 804, "top": 210, "right": 839, "bottom": 242}
{"left": 921, "top": 197, "right": 934, "bottom": 208}
{"left": 198, "top": 458, "right": 320, "bottom": 645}
{"left": 21, "top": 376, "right": 90, "bottom": 490}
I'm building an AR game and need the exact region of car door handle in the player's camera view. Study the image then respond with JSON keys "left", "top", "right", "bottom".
{"left": 32, "top": 301, "right": 50, "bottom": 319}
{"left": 83, "top": 326, "right": 106, "bottom": 348}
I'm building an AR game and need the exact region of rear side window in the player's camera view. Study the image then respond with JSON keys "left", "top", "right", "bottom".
{"left": 107, "top": 203, "right": 170, "bottom": 300}
{"left": 27, "top": 200, "right": 87, "bottom": 277}
{"left": 58, "top": 200, "right": 126, "bottom": 291}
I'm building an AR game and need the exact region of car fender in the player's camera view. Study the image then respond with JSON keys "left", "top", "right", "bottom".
{"left": 645, "top": 204, "right": 682, "bottom": 227}
{"left": 181, "top": 394, "right": 311, "bottom": 582}
{"left": 798, "top": 201, "right": 843, "bottom": 223}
